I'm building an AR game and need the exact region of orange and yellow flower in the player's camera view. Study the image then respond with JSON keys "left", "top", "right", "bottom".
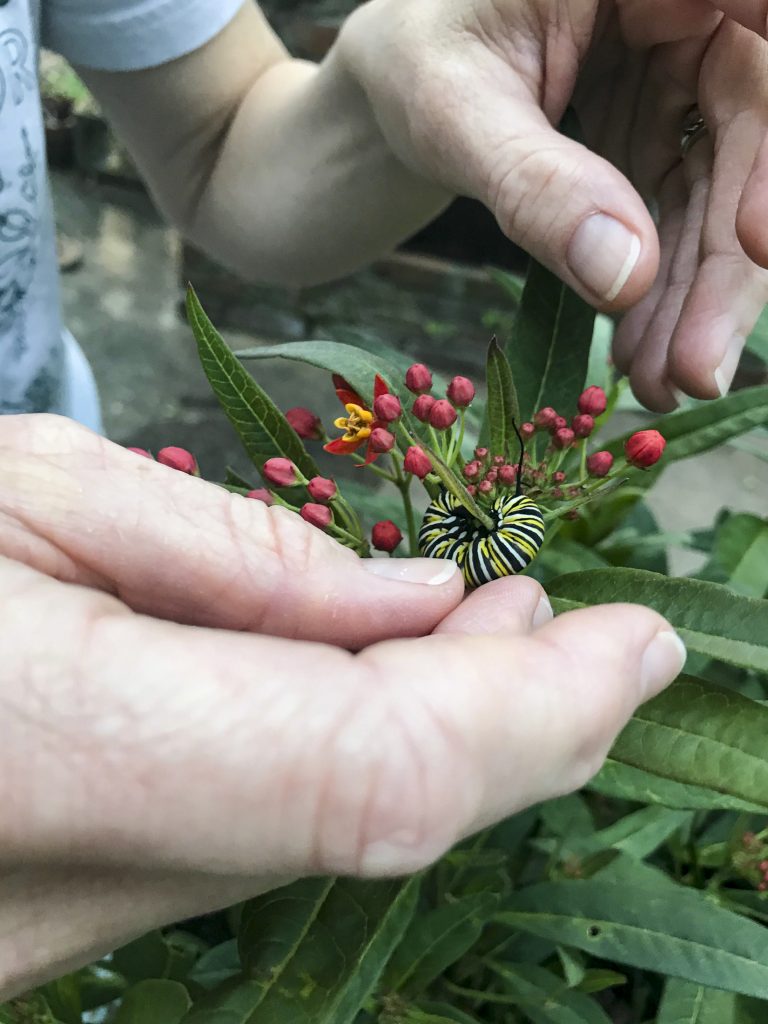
{"left": 324, "top": 374, "right": 392, "bottom": 465}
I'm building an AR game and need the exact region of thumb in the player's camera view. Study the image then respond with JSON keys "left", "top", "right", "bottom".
{"left": 0, "top": 415, "right": 463, "bottom": 647}
{"left": 465, "top": 103, "right": 659, "bottom": 310}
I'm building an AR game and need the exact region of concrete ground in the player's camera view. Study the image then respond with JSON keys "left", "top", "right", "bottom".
{"left": 52, "top": 170, "right": 768, "bottom": 572}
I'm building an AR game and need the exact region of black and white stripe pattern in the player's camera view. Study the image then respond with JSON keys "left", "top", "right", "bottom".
{"left": 419, "top": 489, "right": 545, "bottom": 588}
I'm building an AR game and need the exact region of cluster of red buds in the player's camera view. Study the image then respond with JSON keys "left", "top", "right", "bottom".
{"left": 733, "top": 830, "right": 768, "bottom": 891}
{"left": 271, "top": 363, "right": 478, "bottom": 553}
{"left": 256, "top": 457, "right": 339, "bottom": 531}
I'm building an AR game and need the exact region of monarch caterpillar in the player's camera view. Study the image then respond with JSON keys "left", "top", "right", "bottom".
{"left": 418, "top": 490, "right": 545, "bottom": 588}
{"left": 417, "top": 419, "right": 545, "bottom": 587}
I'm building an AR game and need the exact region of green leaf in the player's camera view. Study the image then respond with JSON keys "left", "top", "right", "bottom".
{"left": 487, "top": 962, "right": 612, "bottom": 1024}
{"left": 187, "top": 940, "right": 241, "bottom": 991}
{"left": 113, "top": 981, "right": 191, "bottom": 1024}
{"left": 184, "top": 877, "right": 418, "bottom": 1024}
{"left": 186, "top": 287, "right": 319, "bottom": 480}
{"left": 609, "top": 386, "right": 768, "bottom": 484}
{"left": 605, "top": 676, "right": 768, "bottom": 812}
{"left": 385, "top": 892, "right": 499, "bottom": 994}
{"left": 577, "top": 971, "right": 626, "bottom": 995}
{"left": 539, "top": 795, "right": 594, "bottom": 839}
{"left": 484, "top": 337, "right": 521, "bottom": 457}
{"left": 656, "top": 979, "right": 738, "bottom": 1024}
{"left": 507, "top": 260, "right": 596, "bottom": 422}
{"left": 236, "top": 339, "right": 413, "bottom": 408}
{"left": 713, "top": 514, "right": 768, "bottom": 598}
{"left": 415, "top": 1003, "right": 486, "bottom": 1024}
{"left": 548, "top": 568, "right": 768, "bottom": 674}
{"left": 590, "top": 760, "right": 765, "bottom": 814}
{"left": 111, "top": 931, "right": 204, "bottom": 985}
{"left": 498, "top": 877, "right": 768, "bottom": 998}
{"left": 538, "top": 807, "right": 693, "bottom": 861}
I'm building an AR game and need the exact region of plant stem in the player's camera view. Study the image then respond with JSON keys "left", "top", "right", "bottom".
{"left": 393, "top": 455, "right": 419, "bottom": 557}
{"left": 350, "top": 454, "right": 398, "bottom": 483}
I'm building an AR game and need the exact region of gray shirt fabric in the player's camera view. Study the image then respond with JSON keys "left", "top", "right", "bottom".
{"left": 0, "top": 0, "right": 243, "bottom": 421}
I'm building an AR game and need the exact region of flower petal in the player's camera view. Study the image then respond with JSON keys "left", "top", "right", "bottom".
{"left": 324, "top": 437, "right": 363, "bottom": 455}
{"left": 373, "top": 374, "right": 390, "bottom": 400}
{"left": 333, "top": 374, "right": 364, "bottom": 408}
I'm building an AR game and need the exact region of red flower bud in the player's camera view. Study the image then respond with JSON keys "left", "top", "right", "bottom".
{"left": 429, "top": 399, "right": 458, "bottom": 430}
{"left": 578, "top": 385, "right": 607, "bottom": 418}
{"left": 466, "top": 484, "right": 477, "bottom": 497}
{"left": 300, "top": 503, "right": 332, "bottom": 529}
{"left": 566, "top": 509, "right": 580, "bottom": 521}
{"left": 485, "top": 469, "right": 498, "bottom": 484}
{"left": 286, "top": 407, "right": 322, "bottom": 440}
{"left": 370, "top": 427, "right": 396, "bottom": 453}
{"left": 498, "top": 464, "right": 518, "bottom": 486}
{"left": 126, "top": 446, "right": 153, "bottom": 459}
{"left": 493, "top": 455, "right": 505, "bottom": 466}
{"left": 371, "top": 520, "right": 403, "bottom": 553}
{"left": 307, "top": 476, "right": 337, "bottom": 502}
{"left": 157, "top": 447, "right": 198, "bottom": 475}
{"left": 521, "top": 422, "right": 535, "bottom": 440}
{"left": 263, "top": 457, "right": 298, "bottom": 487}
{"left": 553, "top": 428, "right": 575, "bottom": 450}
{"left": 412, "top": 394, "right": 436, "bottom": 422}
{"left": 373, "top": 393, "right": 402, "bottom": 423}
{"left": 447, "top": 375, "right": 475, "bottom": 408}
{"left": 552, "top": 487, "right": 564, "bottom": 499}
{"left": 475, "top": 447, "right": 489, "bottom": 460}
{"left": 404, "top": 446, "right": 432, "bottom": 479}
{"left": 586, "top": 451, "right": 614, "bottom": 478}
{"left": 572, "top": 414, "right": 595, "bottom": 439}
{"left": 552, "top": 471, "right": 566, "bottom": 484}
{"left": 246, "top": 488, "right": 274, "bottom": 505}
{"left": 478, "top": 479, "right": 494, "bottom": 495}
{"left": 625, "top": 430, "right": 666, "bottom": 469}
{"left": 405, "top": 363, "right": 433, "bottom": 394}
{"left": 553, "top": 416, "right": 568, "bottom": 432}
{"left": 463, "top": 461, "right": 481, "bottom": 480}
{"left": 534, "top": 407, "right": 558, "bottom": 429}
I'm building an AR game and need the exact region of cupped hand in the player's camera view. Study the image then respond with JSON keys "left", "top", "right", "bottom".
{"left": 338, "top": 0, "right": 768, "bottom": 410}
{"left": 0, "top": 416, "right": 685, "bottom": 994}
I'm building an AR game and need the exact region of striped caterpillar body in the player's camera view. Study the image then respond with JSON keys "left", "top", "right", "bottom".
{"left": 419, "top": 489, "right": 546, "bottom": 588}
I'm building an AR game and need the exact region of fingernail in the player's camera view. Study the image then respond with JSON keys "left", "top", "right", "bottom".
{"left": 568, "top": 214, "right": 641, "bottom": 302}
{"left": 533, "top": 595, "right": 554, "bottom": 628}
{"left": 640, "top": 630, "right": 687, "bottom": 699}
{"left": 714, "top": 335, "right": 745, "bottom": 397}
{"left": 362, "top": 558, "right": 460, "bottom": 586}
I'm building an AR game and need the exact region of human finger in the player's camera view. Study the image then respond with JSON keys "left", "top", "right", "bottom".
{"left": 432, "top": 575, "right": 553, "bottom": 637}
{"left": 0, "top": 415, "right": 463, "bottom": 647}
{"left": 667, "top": 22, "right": 768, "bottom": 398}
{"left": 1, "top": 556, "right": 684, "bottom": 879}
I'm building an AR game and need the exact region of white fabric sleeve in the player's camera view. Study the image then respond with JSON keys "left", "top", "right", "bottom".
{"left": 42, "top": 0, "right": 247, "bottom": 72}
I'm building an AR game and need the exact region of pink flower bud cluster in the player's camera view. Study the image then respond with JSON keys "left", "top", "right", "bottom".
{"left": 464, "top": 445, "right": 520, "bottom": 500}
{"left": 406, "top": 362, "right": 475, "bottom": 430}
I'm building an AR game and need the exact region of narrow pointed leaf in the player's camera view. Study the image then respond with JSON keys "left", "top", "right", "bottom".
{"left": 182, "top": 877, "right": 418, "bottom": 1024}
{"left": 483, "top": 337, "right": 521, "bottom": 456}
{"left": 608, "top": 386, "right": 768, "bottom": 486}
{"left": 499, "top": 877, "right": 768, "bottom": 998}
{"left": 656, "top": 979, "right": 738, "bottom": 1024}
{"left": 488, "top": 962, "right": 611, "bottom": 1024}
{"left": 385, "top": 892, "right": 499, "bottom": 993}
{"left": 507, "top": 260, "right": 595, "bottom": 421}
{"left": 549, "top": 569, "right": 768, "bottom": 673}
{"left": 590, "top": 760, "right": 764, "bottom": 814}
{"left": 186, "top": 288, "right": 319, "bottom": 479}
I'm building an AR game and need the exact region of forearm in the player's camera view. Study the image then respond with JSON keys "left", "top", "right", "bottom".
{"left": 0, "top": 867, "right": 273, "bottom": 999}
{"left": 184, "top": 53, "right": 451, "bottom": 286}
{"left": 80, "top": 4, "right": 451, "bottom": 289}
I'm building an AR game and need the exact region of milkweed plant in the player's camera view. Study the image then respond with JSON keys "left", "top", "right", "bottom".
{"left": 8, "top": 261, "right": 768, "bottom": 1024}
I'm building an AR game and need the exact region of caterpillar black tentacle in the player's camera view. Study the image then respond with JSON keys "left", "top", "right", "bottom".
{"left": 418, "top": 489, "right": 545, "bottom": 588}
